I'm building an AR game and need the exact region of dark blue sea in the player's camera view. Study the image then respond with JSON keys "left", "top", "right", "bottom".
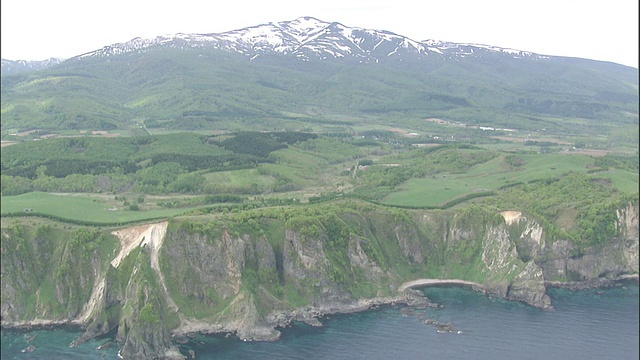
{"left": 2, "top": 281, "right": 638, "bottom": 360}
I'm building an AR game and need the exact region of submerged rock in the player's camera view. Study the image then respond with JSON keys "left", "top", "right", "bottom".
{"left": 97, "top": 340, "right": 113, "bottom": 350}
{"left": 423, "top": 318, "right": 457, "bottom": 333}
{"left": 21, "top": 345, "right": 36, "bottom": 353}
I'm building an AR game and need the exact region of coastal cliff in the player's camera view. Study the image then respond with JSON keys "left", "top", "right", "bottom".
{"left": 1, "top": 200, "right": 637, "bottom": 359}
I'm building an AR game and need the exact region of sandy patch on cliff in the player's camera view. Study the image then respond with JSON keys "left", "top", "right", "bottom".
{"left": 139, "top": 222, "right": 180, "bottom": 312}
{"left": 74, "top": 279, "right": 106, "bottom": 324}
{"left": 72, "top": 222, "right": 170, "bottom": 325}
{"left": 500, "top": 211, "right": 522, "bottom": 225}
{"left": 111, "top": 221, "right": 179, "bottom": 312}
{"left": 110, "top": 222, "right": 168, "bottom": 268}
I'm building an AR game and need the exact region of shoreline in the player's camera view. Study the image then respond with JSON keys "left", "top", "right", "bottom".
{"left": 0, "top": 319, "right": 79, "bottom": 331}
{"left": 169, "top": 290, "right": 431, "bottom": 341}
{"left": 143, "top": 274, "right": 640, "bottom": 342}
{"left": 544, "top": 274, "right": 639, "bottom": 290}
{"left": 397, "top": 278, "right": 484, "bottom": 292}
{"left": 2, "top": 275, "right": 638, "bottom": 352}
{"left": 4, "top": 274, "right": 637, "bottom": 332}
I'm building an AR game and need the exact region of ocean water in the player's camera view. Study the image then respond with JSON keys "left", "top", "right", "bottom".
{"left": 2, "top": 281, "right": 638, "bottom": 360}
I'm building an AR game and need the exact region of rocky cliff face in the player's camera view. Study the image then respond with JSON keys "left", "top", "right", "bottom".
{"left": 522, "top": 201, "right": 639, "bottom": 285}
{"left": 1, "top": 202, "right": 637, "bottom": 359}
{"left": 0, "top": 225, "right": 111, "bottom": 324}
{"left": 618, "top": 202, "right": 639, "bottom": 273}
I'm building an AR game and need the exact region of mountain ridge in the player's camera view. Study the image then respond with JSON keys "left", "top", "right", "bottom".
{"left": 70, "top": 16, "right": 554, "bottom": 63}
{"left": 1, "top": 57, "right": 65, "bottom": 74}
{"left": 1, "top": 16, "right": 580, "bottom": 72}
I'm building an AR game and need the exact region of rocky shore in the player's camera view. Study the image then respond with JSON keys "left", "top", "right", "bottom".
{"left": 2, "top": 275, "right": 637, "bottom": 359}
{"left": 170, "top": 289, "right": 431, "bottom": 343}
{"left": 2, "top": 201, "right": 636, "bottom": 359}
{"left": 545, "top": 274, "right": 639, "bottom": 291}
{"left": 0, "top": 319, "right": 74, "bottom": 330}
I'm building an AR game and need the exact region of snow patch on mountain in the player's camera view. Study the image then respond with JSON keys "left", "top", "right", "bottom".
{"left": 1, "top": 58, "right": 65, "bottom": 74}
{"left": 20, "top": 16, "right": 553, "bottom": 66}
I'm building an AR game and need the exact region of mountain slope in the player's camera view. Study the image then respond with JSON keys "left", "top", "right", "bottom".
{"left": 1, "top": 17, "right": 637, "bottom": 135}
{"left": 0, "top": 58, "right": 65, "bottom": 74}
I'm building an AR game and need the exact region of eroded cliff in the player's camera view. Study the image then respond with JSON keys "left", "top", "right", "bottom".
{"left": 1, "top": 201, "right": 637, "bottom": 359}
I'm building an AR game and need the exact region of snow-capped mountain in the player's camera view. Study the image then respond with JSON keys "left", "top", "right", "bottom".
{"left": 1, "top": 17, "right": 636, "bottom": 135}
{"left": 71, "top": 17, "right": 547, "bottom": 63}
{"left": 1, "top": 58, "right": 65, "bottom": 74}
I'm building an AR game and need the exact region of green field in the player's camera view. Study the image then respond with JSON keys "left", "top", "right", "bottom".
{"left": 597, "top": 170, "right": 640, "bottom": 194}
{"left": 0, "top": 192, "right": 195, "bottom": 224}
{"left": 381, "top": 153, "right": 636, "bottom": 208}
{"left": 0, "top": 131, "right": 637, "bottom": 226}
{"left": 203, "top": 169, "right": 276, "bottom": 193}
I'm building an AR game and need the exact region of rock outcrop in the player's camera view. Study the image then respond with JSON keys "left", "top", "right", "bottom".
{"left": 533, "top": 201, "right": 639, "bottom": 284}
{"left": 1, "top": 202, "right": 637, "bottom": 359}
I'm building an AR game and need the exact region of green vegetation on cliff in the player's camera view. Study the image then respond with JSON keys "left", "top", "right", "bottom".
{"left": 1, "top": 193, "right": 637, "bottom": 358}
{"left": 1, "top": 222, "right": 118, "bottom": 321}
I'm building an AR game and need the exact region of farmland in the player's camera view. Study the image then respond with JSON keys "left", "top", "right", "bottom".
{"left": 1, "top": 130, "right": 636, "bottom": 234}
{"left": 0, "top": 192, "right": 198, "bottom": 225}
{"left": 381, "top": 153, "right": 598, "bottom": 208}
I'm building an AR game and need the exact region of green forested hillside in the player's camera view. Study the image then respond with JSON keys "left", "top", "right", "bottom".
{"left": 1, "top": 47, "right": 637, "bottom": 138}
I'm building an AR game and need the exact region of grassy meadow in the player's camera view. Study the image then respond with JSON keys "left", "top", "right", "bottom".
{"left": 381, "top": 153, "right": 583, "bottom": 207}
{"left": 0, "top": 192, "right": 198, "bottom": 224}
{"left": 0, "top": 129, "right": 637, "bottom": 231}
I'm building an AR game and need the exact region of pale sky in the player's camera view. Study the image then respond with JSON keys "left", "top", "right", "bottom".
{"left": 1, "top": 0, "right": 638, "bottom": 68}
